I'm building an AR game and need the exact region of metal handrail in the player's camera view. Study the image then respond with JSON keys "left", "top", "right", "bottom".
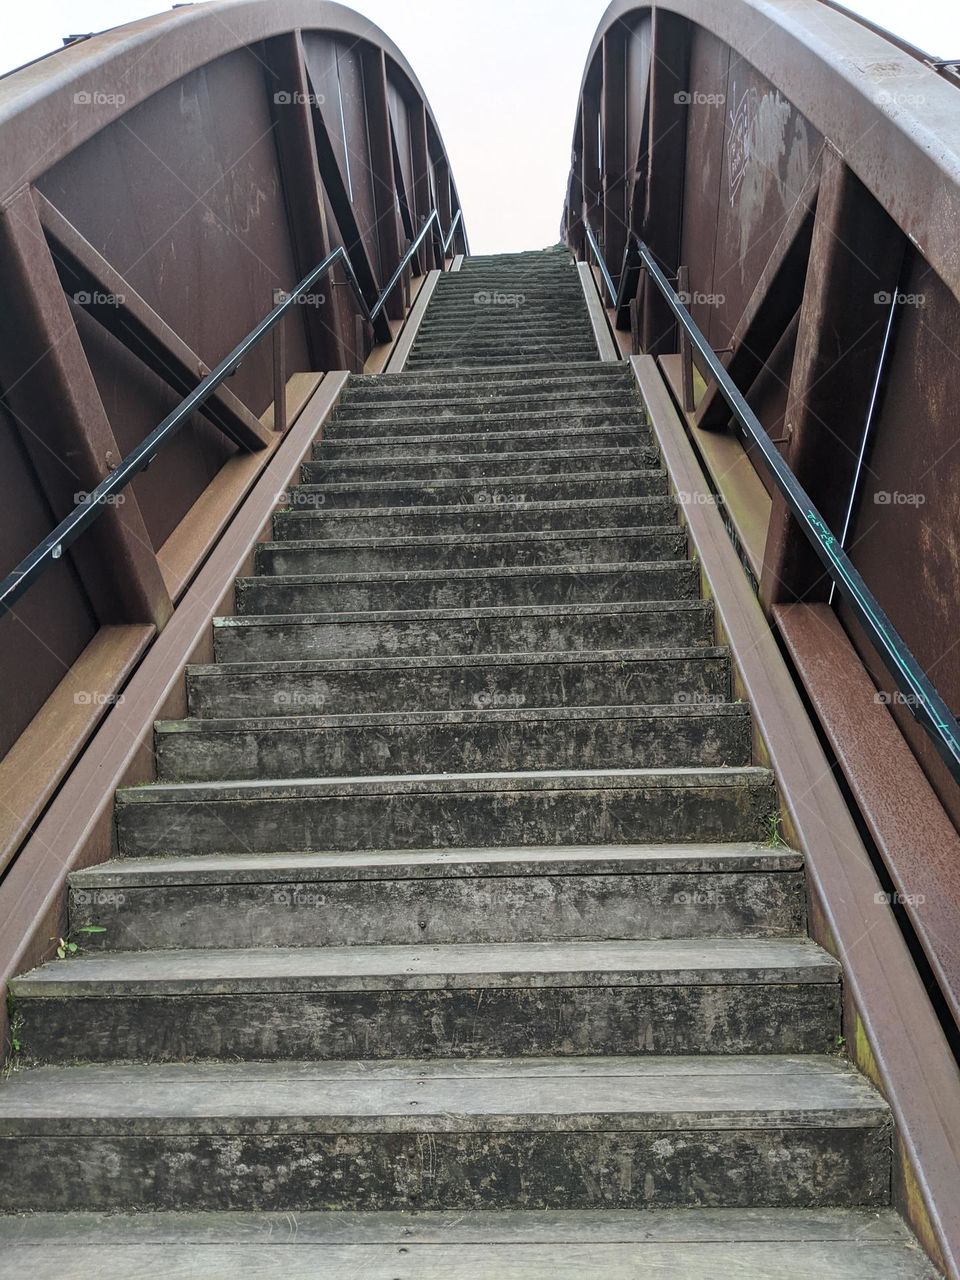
{"left": 0, "top": 208, "right": 465, "bottom": 618}
{"left": 599, "top": 232, "right": 960, "bottom": 784}
{"left": 582, "top": 224, "right": 617, "bottom": 307}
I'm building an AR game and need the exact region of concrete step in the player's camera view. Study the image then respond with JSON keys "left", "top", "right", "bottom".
{"left": 281, "top": 469, "right": 669, "bottom": 509}
{"left": 317, "top": 421, "right": 649, "bottom": 455}
{"left": 301, "top": 444, "right": 660, "bottom": 483}
{"left": 271, "top": 495, "right": 678, "bottom": 542}
{"left": 67, "top": 843, "right": 806, "bottom": 951}
{"left": 212, "top": 599, "right": 715, "bottom": 662}
{"left": 413, "top": 321, "right": 595, "bottom": 339}
{"left": 0, "top": 1056, "right": 890, "bottom": 1211}
{"left": 255, "top": 527, "right": 686, "bottom": 575}
{"left": 187, "top": 647, "right": 731, "bottom": 719}
{"left": 350, "top": 360, "right": 627, "bottom": 384}
{"left": 0, "top": 1208, "right": 936, "bottom": 1278}
{"left": 332, "top": 387, "right": 639, "bottom": 415}
{"left": 13, "top": 938, "right": 840, "bottom": 1064}
{"left": 154, "top": 703, "right": 752, "bottom": 782}
{"left": 114, "top": 767, "right": 777, "bottom": 857}
{"left": 403, "top": 356, "right": 602, "bottom": 370}
{"left": 234, "top": 561, "right": 698, "bottom": 616}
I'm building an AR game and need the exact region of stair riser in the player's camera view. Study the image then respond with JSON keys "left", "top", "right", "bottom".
{"left": 332, "top": 395, "right": 636, "bottom": 420}
{"left": 213, "top": 605, "right": 714, "bottom": 663}
{"left": 115, "top": 780, "right": 776, "bottom": 857}
{"left": 18, "top": 985, "right": 839, "bottom": 1064}
{"left": 155, "top": 710, "right": 752, "bottom": 782}
{"left": 271, "top": 498, "right": 678, "bottom": 541}
{"left": 281, "top": 473, "right": 668, "bottom": 509}
{"left": 233, "top": 564, "right": 697, "bottom": 616}
{"left": 188, "top": 652, "right": 728, "bottom": 718}
{"left": 351, "top": 364, "right": 628, "bottom": 388}
{"left": 404, "top": 358, "right": 603, "bottom": 369}
{"left": 300, "top": 449, "right": 659, "bottom": 482}
{"left": 256, "top": 530, "right": 685, "bottom": 575}
{"left": 68, "top": 868, "right": 805, "bottom": 951}
{"left": 317, "top": 427, "right": 648, "bottom": 455}
{"left": 0, "top": 1127, "right": 889, "bottom": 1212}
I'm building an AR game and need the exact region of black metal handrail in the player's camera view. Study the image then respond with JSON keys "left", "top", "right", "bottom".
{"left": 0, "top": 209, "right": 465, "bottom": 619}
{"left": 583, "top": 224, "right": 617, "bottom": 307}
{"left": 587, "top": 228, "right": 960, "bottom": 785}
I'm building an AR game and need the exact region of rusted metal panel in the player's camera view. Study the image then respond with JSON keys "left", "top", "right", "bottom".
{"left": 839, "top": 250, "right": 960, "bottom": 828}
{"left": 0, "top": 403, "right": 97, "bottom": 760}
{"left": 0, "top": 188, "right": 172, "bottom": 623}
{"left": 639, "top": 9, "right": 689, "bottom": 354}
{"left": 761, "top": 149, "right": 903, "bottom": 604}
{"left": 677, "top": 25, "right": 729, "bottom": 347}
{"left": 707, "top": 59, "right": 821, "bottom": 354}
{"left": 36, "top": 48, "right": 310, "bottom": 420}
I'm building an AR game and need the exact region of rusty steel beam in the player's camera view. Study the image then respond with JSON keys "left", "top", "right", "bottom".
{"left": 694, "top": 154, "right": 822, "bottom": 430}
{"left": 639, "top": 8, "right": 689, "bottom": 355}
{"left": 760, "top": 147, "right": 904, "bottom": 606}
{"left": 602, "top": 30, "right": 629, "bottom": 287}
{"left": 33, "top": 190, "right": 273, "bottom": 453}
{"left": 0, "top": 188, "right": 172, "bottom": 629}
{"left": 362, "top": 45, "right": 404, "bottom": 321}
{"left": 263, "top": 31, "right": 345, "bottom": 372}
{"left": 409, "top": 101, "right": 440, "bottom": 270}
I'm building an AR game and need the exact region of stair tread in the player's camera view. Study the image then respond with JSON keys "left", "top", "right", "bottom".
{"left": 239, "top": 559, "right": 689, "bottom": 588}
{"left": 0, "top": 1055, "right": 886, "bottom": 1131}
{"left": 0, "top": 1208, "right": 935, "bottom": 1279}
{"left": 258, "top": 525, "right": 681, "bottom": 553}
{"left": 190, "top": 644, "right": 727, "bottom": 676}
{"left": 13, "top": 938, "right": 840, "bottom": 996}
{"left": 157, "top": 702, "right": 748, "bottom": 734}
{"left": 291, "top": 469, "right": 665, "bottom": 494}
{"left": 72, "top": 842, "right": 803, "bottom": 885}
{"left": 118, "top": 765, "right": 774, "bottom": 803}
{"left": 214, "top": 599, "right": 711, "bottom": 629}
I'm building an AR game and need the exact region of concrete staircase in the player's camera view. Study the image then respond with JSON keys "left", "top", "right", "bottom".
{"left": 0, "top": 249, "right": 935, "bottom": 1277}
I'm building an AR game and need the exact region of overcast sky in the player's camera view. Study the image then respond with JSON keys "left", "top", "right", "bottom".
{"left": 2, "top": 1, "right": 958, "bottom": 253}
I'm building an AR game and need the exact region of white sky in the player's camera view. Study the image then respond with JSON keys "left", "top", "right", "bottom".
{"left": 1, "top": 1, "right": 958, "bottom": 254}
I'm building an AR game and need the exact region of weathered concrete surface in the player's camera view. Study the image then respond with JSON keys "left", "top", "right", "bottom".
{"left": 67, "top": 845, "right": 806, "bottom": 950}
